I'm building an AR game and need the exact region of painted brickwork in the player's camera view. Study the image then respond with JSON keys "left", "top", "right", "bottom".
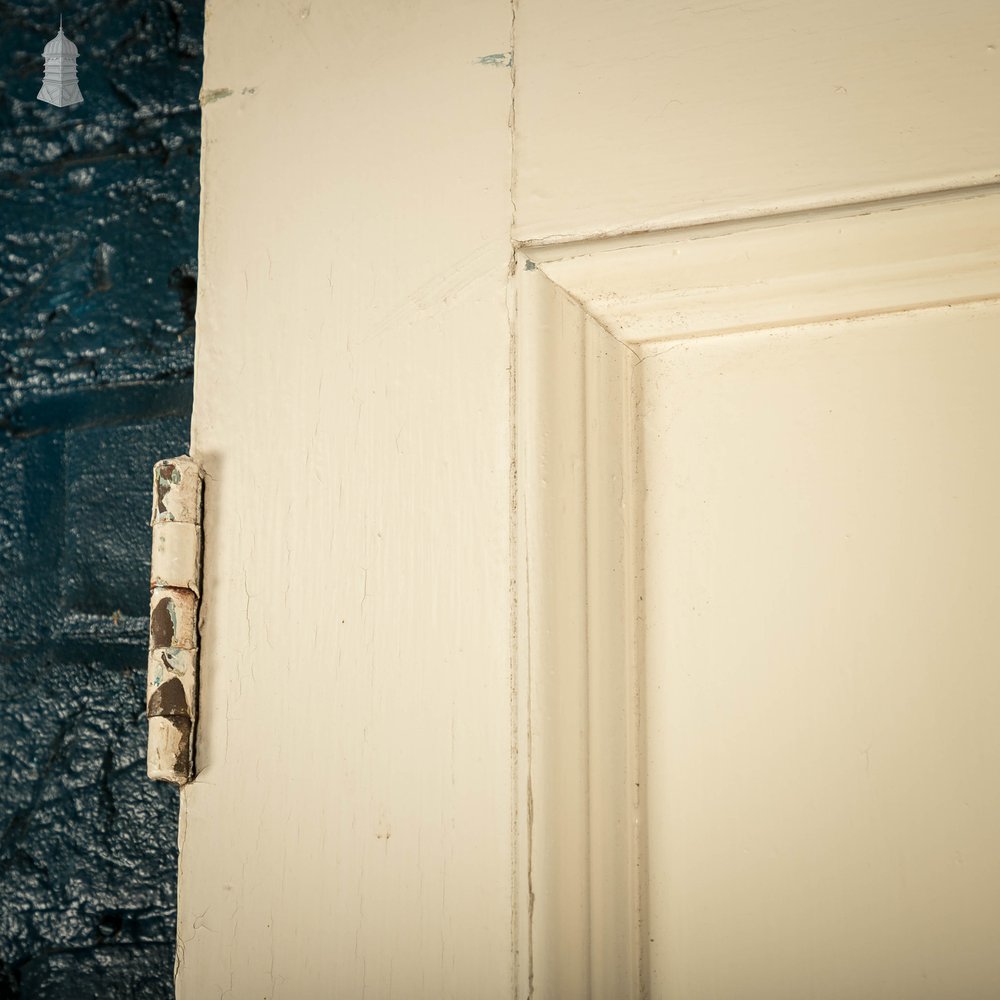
{"left": 0, "top": 3, "right": 203, "bottom": 996}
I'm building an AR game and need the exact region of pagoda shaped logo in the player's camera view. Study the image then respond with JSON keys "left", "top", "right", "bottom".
{"left": 37, "top": 17, "right": 84, "bottom": 108}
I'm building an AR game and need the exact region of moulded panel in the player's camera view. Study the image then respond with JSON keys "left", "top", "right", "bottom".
{"left": 520, "top": 190, "right": 1000, "bottom": 998}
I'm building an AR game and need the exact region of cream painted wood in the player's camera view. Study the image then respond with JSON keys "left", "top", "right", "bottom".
{"left": 638, "top": 300, "right": 1000, "bottom": 999}
{"left": 515, "top": 271, "right": 644, "bottom": 998}
{"left": 532, "top": 187, "right": 1000, "bottom": 354}
{"left": 185, "top": 0, "right": 1000, "bottom": 994}
{"left": 519, "top": 190, "right": 1000, "bottom": 997}
{"left": 514, "top": 0, "right": 1000, "bottom": 243}
{"left": 181, "top": 1, "right": 517, "bottom": 997}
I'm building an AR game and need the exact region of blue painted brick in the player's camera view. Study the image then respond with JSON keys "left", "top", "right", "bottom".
{"left": 0, "top": 2, "right": 203, "bottom": 996}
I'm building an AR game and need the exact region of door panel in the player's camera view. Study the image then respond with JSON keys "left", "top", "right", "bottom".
{"left": 642, "top": 304, "right": 1000, "bottom": 998}
{"left": 521, "top": 192, "right": 1000, "bottom": 998}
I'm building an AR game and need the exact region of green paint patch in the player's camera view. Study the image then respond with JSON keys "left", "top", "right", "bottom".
{"left": 200, "top": 87, "right": 233, "bottom": 104}
{"left": 476, "top": 52, "right": 512, "bottom": 67}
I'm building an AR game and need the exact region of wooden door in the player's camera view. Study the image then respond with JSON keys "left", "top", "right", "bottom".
{"left": 180, "top": 1, "right": 1000, "bottom": 997}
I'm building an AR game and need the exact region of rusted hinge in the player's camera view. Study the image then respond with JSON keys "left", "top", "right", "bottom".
{"left": 147, "top": 455, "right": 203, "bottom": 785}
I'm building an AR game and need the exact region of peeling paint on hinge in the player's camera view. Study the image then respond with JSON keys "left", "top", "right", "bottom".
{"left": 147, "top": 455, "right": 203, "bottom": 786}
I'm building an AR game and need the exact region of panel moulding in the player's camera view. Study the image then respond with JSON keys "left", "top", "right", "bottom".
{"left": 514, "top": 186, "right": 1000, "bottom": 998}
{"left": 530, "top": 185, "right": 1000, "bottom": 358}
{"left": 515, "top": 263, "right": 646, "bottom": 999}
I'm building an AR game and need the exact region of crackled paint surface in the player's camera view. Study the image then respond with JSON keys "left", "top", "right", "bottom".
{"left": 0, "top": 1, "right": 203, "bottom": 996}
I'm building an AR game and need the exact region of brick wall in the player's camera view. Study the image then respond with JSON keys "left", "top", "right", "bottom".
{"left": 0, "top": 3, "right": 203, "bottom": 996}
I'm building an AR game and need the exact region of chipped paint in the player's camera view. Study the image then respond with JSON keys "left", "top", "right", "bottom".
{"left": 150, "top": 587, "right": 198, "bottom": 649}
{"left": 476, "top": 51, "right": 512, "bottom": 66}
{"left": 152, "top": 457, "right": 202, "bottom": 524}
{"left": 199, "top": 86, "right": 233, "bottom": 104}
{"left": 147, "top": 456, "right": 203, "bottom": 786}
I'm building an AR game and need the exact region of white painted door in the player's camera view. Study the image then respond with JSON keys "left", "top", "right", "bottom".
{"left": 180, "top": 1, "right": 1000, "bottom": 997}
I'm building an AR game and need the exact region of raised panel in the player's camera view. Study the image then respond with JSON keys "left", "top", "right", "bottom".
{"left": 640, "top": 301, "right": 1000, "bottom": 998}
{"left": 520, "top": 190, "right": 1000, "bottom": 997}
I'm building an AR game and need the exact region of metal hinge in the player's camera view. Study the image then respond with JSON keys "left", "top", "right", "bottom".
{"left": 146, "top": 455, "right": 203, "bottom": 785}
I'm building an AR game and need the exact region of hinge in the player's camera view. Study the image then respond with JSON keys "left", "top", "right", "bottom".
{"left": 147, "top": 455, "right": 203, "bottom": 785}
